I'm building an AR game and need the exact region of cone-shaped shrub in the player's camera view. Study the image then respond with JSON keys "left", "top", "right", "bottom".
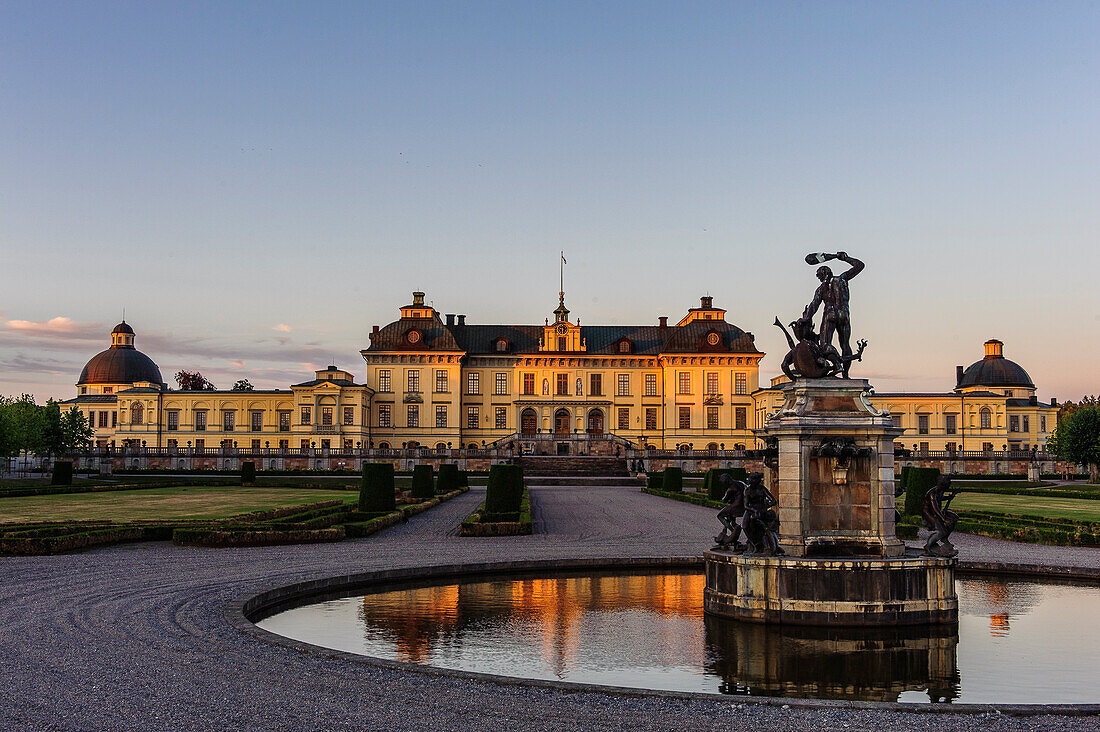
{"left": 484, "top": 464, "right": 524, "bottom": 517}
{"left": 905, "top": 466, "right": 940, "bottom": 517}
{"left": 360, "top": 463, "right": 396, "bottom": 512}
{"left": 646, "top": 472, "right": 663, "bottom": 491}
{"left": 704, "top": 467, "right": 747, "bottom": 500}
{"left": 662, "top": 466, "right": 683, "bottom": 493}
{"left": 437, "top": 463, "right": 461, "bottom": 493}
{"left": 411, "top": 464, "right": 435, "bottom": 500}
{"left": 51, "top": 461, "right": 73, "bottom": 486}
{"left": 241, "top": 461, "right": 256, "bottom": 485}
{"left": 458, "top": 470, "right": 469, "bottom": 487}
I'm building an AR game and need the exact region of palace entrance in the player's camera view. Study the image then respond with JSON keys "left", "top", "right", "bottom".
{"left": 554, "top": 409, "right": 571, "bottom": 434}
{"left": 521, "top": 408, "right": 537, "bottom": 435}
{"left": 587, "top": 408, "right": 604, "bottom": 435}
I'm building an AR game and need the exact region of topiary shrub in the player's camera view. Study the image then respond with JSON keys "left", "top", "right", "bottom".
{"left": 704, "top": 467, "right": 747, "bottom": 500}
{"left": 51, "top": 461, "right": 73, "bottom": 486}
{"left": 437, "top": 464, "right": 461, "bottom": 494}
{"left": 484, "top": 464, "right": 524, "bottom": 519}
{"left": 646, "top": 472, "right": 663, "bottom": 491}
{"left": 241, "top": 461, "right": 256, "bottom": 485}
{"left": 410, "top": 464, "right": 435, "bottom": 500}
{"left": 458, "top": 470, "right": 470, "bottom": 488}
{"left": 905, "top": 466, "right": 940, "bottom": 517}
{"left": 360, "top": 463, "right": 396, "bottom": 512}
{"left": 663, "top": 467, "right": 683, "bottom": 493}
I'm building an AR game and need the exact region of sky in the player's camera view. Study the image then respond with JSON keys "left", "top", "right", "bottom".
{"left": 1, "top": 1, "right": 1097, "bottom": 402}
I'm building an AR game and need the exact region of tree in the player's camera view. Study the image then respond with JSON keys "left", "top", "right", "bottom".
{"left": 231, "top": 379, "right": 254, "bottom": 391}
{"left": 1048, "top": 405, "right": 1100, "bottom": 483}
{"left": 60, "top": 407, "right": 94, "bottom": 452}
{"left": 38, "top": 400, "right": 64, "bottom": 459}
{"left": 1059, "top": 395, "right": 1098, "bottom": 420}
{"left": 175, "top": 370, "right": 216, "bottom": 391}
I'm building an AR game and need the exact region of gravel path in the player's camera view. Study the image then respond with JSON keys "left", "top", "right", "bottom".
{"left": 2, "top": 485, "right": 1098, "bottom": 731}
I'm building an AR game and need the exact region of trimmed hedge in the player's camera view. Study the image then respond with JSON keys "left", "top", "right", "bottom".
{"left": 173, "top": 526, "right": 345, "bottom": 547}
{"left": 410, "top": 465, "right": 435, "bottom": 500}
{"left": 485, "top": 464, "right": 524, "bottom": 516}
{"left": 641, "top": 486, "right": 724, "bottom": 509}
{"left": 51, "top": 461, "right": 73, "bottom": 486}
{"left": 460, "top": 488, "right": 532, "bottom": 536}
{"left": 703, "top": 467, "right": 746, "bottom": 500}
{"left": 662, "top": 467, "right": 683, "bottom": 493}
{"left": 437, "top": 464, "right": 461, "bottom": 494}
{"left": 241, "top": 461, "right": 256, "bottom": 485}
{"left": 956, "top": 511, "right": 1100, "bottom": 547}
{"left": 904, "top": 466, "right": 939, "bottom": 517}
{"left": 360, "top": 463, "right": 396, "bottom": 512}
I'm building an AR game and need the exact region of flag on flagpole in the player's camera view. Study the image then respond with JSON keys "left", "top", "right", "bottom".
{"left": 561, "top": 251, "right": 567, "bottom": 264}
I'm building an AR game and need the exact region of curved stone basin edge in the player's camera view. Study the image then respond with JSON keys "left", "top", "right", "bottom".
{"left": 225, "top": 556, "right": 1100, "bottom": 718}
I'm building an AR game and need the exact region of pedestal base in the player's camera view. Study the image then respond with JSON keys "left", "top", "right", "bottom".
{"left": 703, "top": 550, "right": 957, "bottom": 626}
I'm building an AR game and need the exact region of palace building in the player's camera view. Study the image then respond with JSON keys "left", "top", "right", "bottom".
{"left": 63, "top": 293, "right": 1057, "bottom": 457}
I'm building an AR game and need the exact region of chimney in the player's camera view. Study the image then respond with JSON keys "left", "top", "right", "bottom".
{"left": 370, "top": 325, "right": 379, "bottom": 342}
{"left": 457, "top": 314, "right": 466, "bottom": 326}
{"left": 1051, "top": 397, "right": 1058, "bottom": 407}
{"left": 446, "top": 314, "right": 455, "bottom": 326}
{"left": 659, "top": 316, "right": 668, "bottom": 329}
{"left": 956, "top": 365, "right": 964, "bottom": 385}
{"left": 1029, "top": 395, "right": 1037, "bottom": 406}
{"left": 701, "top": 295, "right": 713, "bottom": 309}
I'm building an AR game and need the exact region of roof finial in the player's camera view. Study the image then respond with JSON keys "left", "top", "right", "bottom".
{"left": 560, "top": 250, "right": 566, "bottom": 301}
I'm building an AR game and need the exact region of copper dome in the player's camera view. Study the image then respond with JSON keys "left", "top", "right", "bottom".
{"left": 957, "top": 340, "right": 1034, "bottom": 390}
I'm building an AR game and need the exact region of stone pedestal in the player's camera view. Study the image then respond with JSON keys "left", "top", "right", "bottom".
{"left": 704, "top": 377, "right": 958, "bottom": 626}
{"left": 766, "top": 378, "right": 905, "bottom": 558}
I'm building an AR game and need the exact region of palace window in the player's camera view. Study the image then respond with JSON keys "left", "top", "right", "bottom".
{"left": 1022, "top": 415, "right": 1030, "bottom": 433}
{"left": 617, "top": 373, "right": 630, "bottom": 396}
{"left": 618, "top": 407, "right": 629, "bottom": 430}
{"left": 221, "top": 410, "right": 234, "bottom": 431}
{"left": 556, "top": 374, "right": 569, "bottom": 396}
{"left": 378, "top": 404, "right": 391, "bottom": 428}
{"left": 618, "top": 340, "right": 630, "bottom": 353}
{"left": 945, "top": 414, "right": 957, "bottom": 435}
{"left": 677, "top": 372, "right": 690, "bottom": 395}
{"left": 103, "top": 386, "right": 113, "bottom": 394}
{"left": 98, "top": 411, "right": 108, "bottom": 429}
{"left": 1040, "top": 416, "right": 1047, "bottom": 433}
{"left": 892, "top": 415, "right": 903, "bottom": 429}
{"left": 496, "top": 339, "right": 509, "bottom": 352}
{"left": 378, "top": 370, "right": 391, "bottom": 392}
{"left": 252, "top": 439, "right": 261, "bottom": 450}
{"left": 707, "top": 407, "right": 719, "bottom": 430}
{"left": 557, "top": 337, "right": 566, "bottom": 351}
{"left": 407, "top": 370, "right": 420, "bottom": 393}
{"left": 167, "top": 439, "right": 177, "bottom": 449}
{"left": 982, "top": 442, "right": 993, "bottom": 452}
{"left": 467, "top": 372, "right": 480, "bottom": 395}
{"left": 436, "top": 405, "right": 447, "bottom": 428}
{"left": 645, "top": 374, "right": 657, "bottom": 397}
{"left": 301, "top": 439, "right": 310, "bottom": 450}
{"left": 946, "top": 442, "right": 957, "bottom": 453}
{"left": 467, "top": 406, "right": 479, "bottom": 429}
{"left": 343, "top": 439, "right": 353, "bottom": 451}
{"left": 279, "top": 439, "right": 288, "bottom": 450}
{"left": 343, "top": 407, "right": 354, "bottom": 426}
{"left": 735, "top": 373, "right": 747, "bottom": 395}
{"left": 920, "top": 442, "right": 930, "bottom": 452}
{"left": 495, "top": 407, "right": 507, "bottom": 430}
{"left": 301, "top": 407, "right": 311, "bottom": 425}
{"left": 435, "top": 370, "right": 448, "bottom": 393}
{"left": 522, "top": 373, "right": 535, "bottom": 395}
{"left": 495, "top": 373, "right": 508, "bottom": 395}
{"left": 252, "top": 411, "right": 264, "bottom": 431}
{"left": 131, "top": 403, "right": 144, "bottom": 425}
{"left": 918, "top": 415, "right": 929, "bottom": 435}
{"left": 1009, "top": 415, "right": 1019, "bottom": 432}
{"left": 278, "top": 411, "right": 291, "bottom": 431}
{"left": 679, "top": 407, "right": 691, "bottom": 429}
{"left": 705, "top": 372, "right": 718, "bottom": 396}
{"left": 320, "top": 407, "right": 332, "bottom": 426}
{"left": 195, "top": 439, "right": 204, "bottom": 449}
{"left": 645, "top": 408, "right": 657, "bottom": 430}
{"left": 980, "top": 408, "right": 992, "bottom": 429}
{"left": 407, "top": 405, "right": 419, "bottom": 428}
{"left": 195, "top": 410, "right": 207, "bottom": 431}
{"left": 112, "top": 411, "right": 118, "bottom": 427}
{"left": 589, "top": 373, "right": 602, "bottom": 396}
{"left": 735, "top": 407, "right": 747, "bottom": 430}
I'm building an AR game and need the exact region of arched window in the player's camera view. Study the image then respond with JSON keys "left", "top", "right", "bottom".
{"left": 980, "top": 407, "right": 992, "bottom": 429}
{"left": 130, "top": 402, "right": 144, "bottom": 425}
{"left": 468, "top": 442, "right": 479, "bottom": 450}
{"left": 495, "top": 339, "right": 509, "bottom": 352}
{"left": 435, "top": 442, "right": 447, "bottom": 451}
{"left": 677, "top": 443, "right": 691, "bottom": 453}
{"left": 707, "top": 442, "right": 719, "bottom": 452}
{"left": 377, "top": 442, "right": 390, "bottom": 450}
{"left": 618, "top": 340, "right": 631, "bottom": 353}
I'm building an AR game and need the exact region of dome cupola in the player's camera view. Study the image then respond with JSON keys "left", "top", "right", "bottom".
{"left": 955, "top": 339, "right": 1035, "bottom": 392}
{"left": 78, "top": 322, "right": 164, "bottom": 387}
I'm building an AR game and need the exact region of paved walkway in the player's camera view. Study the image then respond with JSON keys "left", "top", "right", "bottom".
{"left": 2, "top": 486, "right": 1098, "bottom": 731}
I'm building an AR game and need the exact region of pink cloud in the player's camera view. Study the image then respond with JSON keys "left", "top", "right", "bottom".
{"left": 273, "top": 324, "right": 292, "bottom": 332}
{"left": 231, "top": 359, "right": 247, "bottom": 368}
{"left": 5, "top": 317, "right": 86, "bottom": 335}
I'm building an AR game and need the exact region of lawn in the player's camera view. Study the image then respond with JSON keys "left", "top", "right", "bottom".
{"left": 0, "top": 486, "right": 359, "bottom": 524}
{"left": 951, "top": 492, "right": 1100, "bottom": 523}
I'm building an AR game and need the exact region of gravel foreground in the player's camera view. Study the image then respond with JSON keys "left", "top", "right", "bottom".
{"left": 2, "top": 485, "right": 1099, "bottom": 732}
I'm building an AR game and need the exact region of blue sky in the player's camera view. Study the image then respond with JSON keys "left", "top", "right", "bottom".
{"left": 2, "top": 2, "right": 1097, "bottom": 400}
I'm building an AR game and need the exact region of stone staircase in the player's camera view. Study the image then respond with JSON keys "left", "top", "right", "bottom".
{"left": 517, "top": 456, "right": 644, "bottom": 487}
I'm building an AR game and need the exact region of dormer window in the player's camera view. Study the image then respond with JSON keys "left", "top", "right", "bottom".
{"left": 618, "top": 340, "right": 632, "bottom": 353}
{"left": 495, "top": 338, "right": 509, "bottom": 352}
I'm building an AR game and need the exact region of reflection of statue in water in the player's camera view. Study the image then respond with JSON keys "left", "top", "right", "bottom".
{"left": 802, "top": 251, "right": 865, "bottom": 379}
{"left": 742, "top": 472, "right": 783, "bottom": 556}
{"left": 923, "top": 476, "right": 960, "bottom": 557}
{"left": 713, "top": 474, "right": 746, "bottom": 551}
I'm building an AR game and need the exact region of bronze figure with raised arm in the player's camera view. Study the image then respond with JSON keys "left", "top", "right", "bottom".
{"left": 802, "top": 251, "right": 865, "bottom": 379}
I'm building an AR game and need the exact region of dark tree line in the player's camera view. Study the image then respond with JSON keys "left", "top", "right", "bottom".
{"left": 0, "top": 395, "right": 94, "bottom": 459}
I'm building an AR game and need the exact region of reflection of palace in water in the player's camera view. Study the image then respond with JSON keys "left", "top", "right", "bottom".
{"left": 355, "top": 572, "right": 960, "bottom": 702}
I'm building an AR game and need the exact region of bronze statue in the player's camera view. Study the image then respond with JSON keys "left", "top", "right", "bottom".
{"left": 922, "top": 475, "right": 960, "bottom": 557}
{"left": 713, "top": 474, "right": 746, "bottom": 551}
{"left": 803, "top": 251, "right": 864, "bottom": 378}
{"left": 742, "top": 472, "right": 783, "bottom": 556}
